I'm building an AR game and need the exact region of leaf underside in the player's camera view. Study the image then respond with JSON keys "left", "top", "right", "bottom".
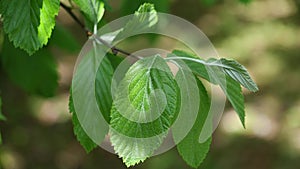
{"left": 170, "top": 50, "right": 255, "bottom": 127}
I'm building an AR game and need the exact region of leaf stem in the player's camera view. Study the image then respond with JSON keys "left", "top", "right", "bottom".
{"left": 60, "top": 2, "right": 141, "bottom": 59}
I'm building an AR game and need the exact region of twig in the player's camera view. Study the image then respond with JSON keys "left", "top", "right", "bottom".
{"left": 60, "top": 2, "right": 141, "bottom": 59}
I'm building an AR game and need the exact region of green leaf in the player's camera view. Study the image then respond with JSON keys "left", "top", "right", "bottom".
{"left": 177, "top": 77, "right": 212, "bottom": 168}
{"left": 121, "top": 0, "right": 169, "bottom": 16}
{"left": 209, "top": 58, "right": 258, "bottom": 92}
{"left": 0, "top": 96, "right": 6, "bottom": 121}
{"left": 110, "top": 55, "right": 180, "bottom": 166}
{"left": 0, "top": 0, "right": 60, "bottom": 55}
{"left": 106, "top": 53, "right": 124, "bottom": 70}
{"left": 95, "top": 56, "right": 114, "bottom": 123}
{"left": 69, "top": 51, "right": 114, "bottom": 152}
{"left": 113, "top": 3, "right": 158, "bottom": 43}
{"left": 71, "top": 40, "right": 111, "bottom": 150}
{"left": 69, "top": 95, "right": 98, "bottom": 153}
{"left": 170, "top": 50, "right": 248, "bottom": 127}
{"left": 72, "top": 0, "right": 105, "bottom": 25}
{"left": 1, "top": 37, "right": 58, "bottom": 97}
{"left": 169, "top": 50, "right": 258, "bottom": 92}
{"left": 169, "top": 59, "right": 200, "bottom": 145}
{"left": 222, "top": 77, "right": 245, "bottom": 127}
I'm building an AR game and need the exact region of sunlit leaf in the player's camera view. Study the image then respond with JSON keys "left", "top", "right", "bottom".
{"left": 0, "top": 0, "right": 60, "bottom": 54}
{"left": 121, "top": 0, "right": 169, "bottom": 15}
{"left": 110, "top": 55, "right": 179, "bottom": 166}
{"left": 113, "top": 3, "right": 158, "bottom": 43}
{"left": 73, "top": 0, "right": 105, "bottom": 25}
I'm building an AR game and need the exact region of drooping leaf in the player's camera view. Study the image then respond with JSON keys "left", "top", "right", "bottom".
{"left": 170, "top": 50, "right": 258, "bottom": 92}
{"left": 113, "top": 3, "right": 158, "bottom": 43}
{"left": 110, "top": 55, "right": 180, "bottom": 166}
{"left": 169, "top": 50, "right": 250, "bottom": 127}
{"left": 0, "top": 0, "right": 60, "bottom": 55}
{"left": 72, "top": 0, "right": 105, "bottom": 26}
{"left": 71, "top": 40, "right": 112, "bottom": 149}
{"left": 1, "top": 37, "right": 58, "bottom": 97}
{"left": 177, "top": 76, "right": 212, "bottom": 168}
{"left": 221, "top": 77, "right": 245, "bottom": 127}
{"left": 207, "top": 58, "right": 258, "bottom": 92}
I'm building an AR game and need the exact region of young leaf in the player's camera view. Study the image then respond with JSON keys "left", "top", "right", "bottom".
{"left": 113, "top": 3, "right": 158, "bottom": 43}
{"left": 121, "top": 0, "right": 169, "bottom": 15}
{"left": 0, "top": 0, "right": 60, "bottom": 55}
{"left": 72, "top": 0, "right": 105, "bottom": 25}
{"left": 110, "top": 55, "right": 180, "bottom": 166}
{"left": 177, "top": 77, "right": 212, "bottom": 168}
{"left": 1, "top": 37, "right": 58, "bottom": 97}
{"left": 170, "top": 50, "right": 248, "bottom": 127}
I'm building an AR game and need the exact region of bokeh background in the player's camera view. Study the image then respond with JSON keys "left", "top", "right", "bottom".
{"left": 1, "top": 0, "right": 300, "bottom": 168}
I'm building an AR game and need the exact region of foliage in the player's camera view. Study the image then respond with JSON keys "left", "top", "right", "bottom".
{"left": 0, "top": 0, "right": 60, "bottom": 55}
{"left": 0, "top": 0, "right": 257, "bottom": 168}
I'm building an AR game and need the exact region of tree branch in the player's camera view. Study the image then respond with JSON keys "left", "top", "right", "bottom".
{"left": 60, "top": 2, "right": 141, "bottom": 59}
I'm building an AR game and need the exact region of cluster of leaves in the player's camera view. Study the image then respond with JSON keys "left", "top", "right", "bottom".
{"left": 0, "top": 0, "right": 256, "bottom": 168}
{"left": 68, "top": 3, "right": 258, "bottom": 168}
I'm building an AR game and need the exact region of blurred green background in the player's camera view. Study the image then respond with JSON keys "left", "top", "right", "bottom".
{"left": 1, "top": 0, "right": 300, "bottom": 168}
